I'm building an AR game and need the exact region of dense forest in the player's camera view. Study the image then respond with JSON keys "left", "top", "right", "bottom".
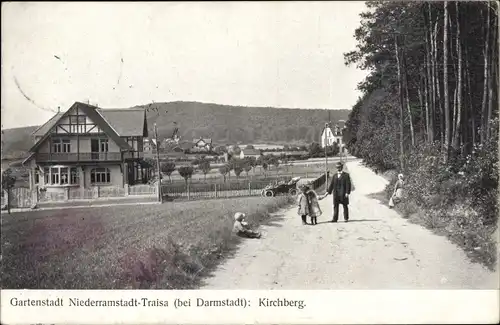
{"left": 343, "top": 1, "right": 499, "bottom": 268}
{"left": 137, "top": 101, "right": 349, "bottom": 145}
{"left": 1, "top": 102, "right": 349, "bottom": 159}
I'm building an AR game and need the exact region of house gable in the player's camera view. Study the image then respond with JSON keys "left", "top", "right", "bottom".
{"left": 193, "top": 138, "right": 212, "bottom": 148}
{"left": 321, "top": 124, "right": 336, "bottom": 147}
{"left": 26, "top": 102, "right": 133, "bottom": 159}
{"left": 195, "top": 139, "right": 206, "bottom": 146}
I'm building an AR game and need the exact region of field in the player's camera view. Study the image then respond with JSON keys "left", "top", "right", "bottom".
{"left": 167, "top": 158, "right": 343, "bottom": 182}
{"left": 0, "top": 196, "right": 294, "bottom": 289}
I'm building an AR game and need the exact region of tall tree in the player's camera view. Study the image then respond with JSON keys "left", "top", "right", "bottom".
{"left": 394, "top": 35, "right": 405, "bottom": 169}
{"left": 487, "top": 10, "right": 497, "bottom": 140}
{"left": 452, "top": 1, "right": 463, "bottom": 150}
{"left": 402, "top": 44, "right": 416, "bottom": 147}
{"left": 481, "top": 5, "right": 491, "bottom": 144}
{"left": 425, "top": 3, "right": 435, "bottom": 143}
{"left": 443, "top": 1, "right": 450, "bottom": 160}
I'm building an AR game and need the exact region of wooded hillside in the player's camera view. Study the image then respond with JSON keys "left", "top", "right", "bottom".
{"left": 1, "top": 102, "right": 349, "bottom": 159}
{"left": 138, "top": 101, "right": 349, "bottom": 144}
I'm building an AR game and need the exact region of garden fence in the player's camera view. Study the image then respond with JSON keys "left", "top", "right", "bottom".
{"left": 1, "top": 173, "right": 329, "bottom": 209}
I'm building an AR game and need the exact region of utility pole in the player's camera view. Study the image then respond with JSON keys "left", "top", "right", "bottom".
{"left": 324, "top": 122, "right": 329, "bottom": 188}
{"left": 154, "top": 122, "right": 162, "bottom": 203}
{"left": 339, "top": 124, "right": 344, "bottom": 164}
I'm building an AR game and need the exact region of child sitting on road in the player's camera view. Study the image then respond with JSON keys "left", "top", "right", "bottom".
{"left": 233, "top": 212, "right": 261, "bottom": 239}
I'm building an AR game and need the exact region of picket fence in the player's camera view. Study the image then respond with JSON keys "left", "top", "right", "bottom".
{"left": 1, "top": 173, "right": 328, "bottom": 209}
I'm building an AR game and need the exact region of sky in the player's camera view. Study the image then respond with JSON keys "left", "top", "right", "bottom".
{"left": 1, "top": 2, "right": 368, "bottom": 129}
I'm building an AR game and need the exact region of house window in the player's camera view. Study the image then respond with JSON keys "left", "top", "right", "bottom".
{"left": 62, "top": 140, "right": 71, "bottom": 152}
{"left": 69, "top": 115, "right": 87, "bottom": 133}
{"left": 70, "top": 124, "right": 86, "bottom": 133}
{"left": 53, "top": 139, "right": 71, "bottom": 153}
{"left": 100, "top": 139, "right": 109, "bottom": 152}
{"left": 60, "top": 167, "right": 69, "bottom": 184}
{"left": 69, "top": 116, "right": 86, "bottom": 124}
{"left": 53, "top": 139, "right": 62, "bottom": 153}
{"left": 35, "top": 171, "right": 40, "bottom": 184}
{"left": 42, "top": 166, "right": 79, "bottom": 185}
{"left": 70, "top": 168, "right": 79, "bottom": 184}
{"left": 128, "top": 137, "right": 137, "bottom": 150}
{"left": 90, "top": 168, "right": 111, "bottom": 184}
{"left": 44, "top": 168, "right": 50, "bottom": 184}
{"left": 51, "top": 167, "right": 60, "bottom": 184}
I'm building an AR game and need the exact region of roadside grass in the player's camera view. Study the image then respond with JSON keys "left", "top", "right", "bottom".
{"left": 368, "top": 180, "right": 498, "bottom": 271}
{"left": 0, "top": 196, "right": 294, "bottom": 289}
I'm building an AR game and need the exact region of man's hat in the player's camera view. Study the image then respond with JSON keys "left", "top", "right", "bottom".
{"left": 336, "top": 162, "right": 343, "bottom": 168}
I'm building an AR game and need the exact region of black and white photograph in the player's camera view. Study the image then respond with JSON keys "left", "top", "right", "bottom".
{"left": 1, "top": 1, "right": 499, "bottom": 322}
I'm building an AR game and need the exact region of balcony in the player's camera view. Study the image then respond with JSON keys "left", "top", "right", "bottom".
{"left": 36, "top": 152, "right": 121, "bottom": 162}
{"left": 35, "top": 151, "right": 144, "bottom": 163}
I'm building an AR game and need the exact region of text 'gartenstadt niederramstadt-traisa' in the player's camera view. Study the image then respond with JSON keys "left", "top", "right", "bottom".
{"left": 9, "top": 297, "right": 306, "bottom": 310}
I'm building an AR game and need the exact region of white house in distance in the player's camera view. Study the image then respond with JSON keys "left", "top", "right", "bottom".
{"left": 320, "top": 121, "right": 346, "bottom": 152}
{"left": 239, "top": 148, "right": 261, "bottom": 159}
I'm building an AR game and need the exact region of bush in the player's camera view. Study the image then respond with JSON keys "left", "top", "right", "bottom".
{"left": 384, "top": 138, "right": 498, "bottom": 270}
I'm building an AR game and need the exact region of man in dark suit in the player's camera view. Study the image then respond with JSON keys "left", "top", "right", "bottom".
{"left": 322, "top": 162, "right": 352, "bottom": 223}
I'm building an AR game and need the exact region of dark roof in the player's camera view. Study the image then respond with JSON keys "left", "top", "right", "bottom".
{"left": 27, "top": 102, "right": 133, "bottom": 155}
{"left": 97, "top": 108, "right": 147, "bottom": 137}
{"left": 32, "top": 112, "right": 65, "bottom": 136}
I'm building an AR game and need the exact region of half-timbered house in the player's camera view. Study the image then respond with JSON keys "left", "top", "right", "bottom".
{"left": 22, "top": 102, "right": 151, "bottom": 194}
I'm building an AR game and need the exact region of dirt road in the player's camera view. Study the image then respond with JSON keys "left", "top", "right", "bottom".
{"left": 202, "top": 160, "right": 499, "bottom": 289}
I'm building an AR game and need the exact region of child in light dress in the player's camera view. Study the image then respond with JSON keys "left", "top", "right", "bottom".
{"left": 297, "top": 184, "right": 323, "bottom": 225}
